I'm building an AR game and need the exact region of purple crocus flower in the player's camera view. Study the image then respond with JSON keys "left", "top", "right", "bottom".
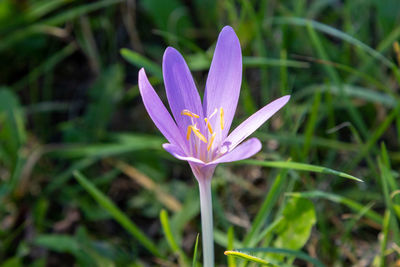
{"left": 138, "top": 26, "right": 289, "bottom": 266}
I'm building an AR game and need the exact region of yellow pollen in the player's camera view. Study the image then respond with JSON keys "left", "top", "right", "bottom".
{"left": 186, "top": 126, "right": 192, "bottom": 140}
{"left": 187, "top": 125, "right": 207, "bottom": 143}
{"left": 220, "top": 107, "right": 224, "bottom": 130}
{"left": 207, "top": 133, "right": 216, "bottom": 151}
{"left": 181, "top": 109, "right": 200, "bottom": 118}
{"left": 204, "top": 118, "right": 213, "bottom": 134}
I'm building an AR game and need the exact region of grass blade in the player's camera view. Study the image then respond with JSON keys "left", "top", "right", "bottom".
{"left": 224, "top": 251, "right": 274, "bottom": 266}
{"left": 238, "top": 159, "right": 363, "bottom": 182}
{"left": 233, "top": 248, "right": 325, "bottom": 267}
{"left": 0, "top": 0, "right": 124, "bottom": 52}
{"left": 243, "top": 170, "right": 287, "bottom": 246}
{"left": 73, "top": 171, "right": 162, "bottom": 257}
{"left": 273, "top": 17, "right": 394, "bottom": 68}
{"left": 287, "top": 191, "right": 382, "bottom": 224}
{"left": 120, "top": 48, "right": 162, "bottom": 79}
{"left": 192, "top": 233, "right": 200, "bottom": 267}
{"left": 227, "top": 227, "right": 236, "bottom": 267}
{"left": 160, "top": 209, "right": 187, "bottom": 264}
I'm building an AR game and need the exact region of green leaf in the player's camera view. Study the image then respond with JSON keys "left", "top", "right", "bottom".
{"left": 273, "top": 197, "right": 316, "bottom": 250}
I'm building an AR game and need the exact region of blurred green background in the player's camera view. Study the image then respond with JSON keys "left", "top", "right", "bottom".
{"left": 1, "top": 0, "right": 400, "bottom": 266}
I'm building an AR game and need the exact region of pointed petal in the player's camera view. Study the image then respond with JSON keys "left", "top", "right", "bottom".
{"left": 138, "top": 69, "right": 186, "bottom": 150}
{"left": 163, "top": 47, "right": 204, "bottom": 134}
{"left": 203, "top": 26, "right": 242, "bottom": 139}
{"left": 163, "top": 143, "right": 206, "bottom": 166}
{"left": 209, "top": 138, "right": 261, "bottom": 165}
{"left": 224, "top": 95, "right": 290, "bottom": 150}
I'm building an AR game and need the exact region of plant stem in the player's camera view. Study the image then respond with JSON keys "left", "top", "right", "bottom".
{"left": 198, "top": 177, "right": 214, "bottom": 267}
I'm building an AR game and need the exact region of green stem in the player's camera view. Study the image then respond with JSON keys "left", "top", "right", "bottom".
{"left": 198, "top": 177, "right": 214, "bottom": 267}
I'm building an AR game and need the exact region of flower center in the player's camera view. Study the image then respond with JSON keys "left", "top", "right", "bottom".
{"left": 181, "top": 107, "right": 225, "bottom": 160}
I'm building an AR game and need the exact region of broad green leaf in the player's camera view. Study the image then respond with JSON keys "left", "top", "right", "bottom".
{"left": 273, "top": 197, "right": 316, "bottom": 250}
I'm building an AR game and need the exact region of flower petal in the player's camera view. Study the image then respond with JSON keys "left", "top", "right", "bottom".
{"left": 224, "top": 95, "right": 290, "bottom": 150}
{"left": 138, "top": 69, "right": 186, "bottom": 150}
{"left": 203, "top": 26, "right": 242, "bottom": 139}
{"left": 209, "top": 137, "right": 261, "bottom": 165}
{"left": 163, "top": 47, "right": 204, "bottom": 134}
{"left": 163, "top": 143, "right": 206, "bottom": 166}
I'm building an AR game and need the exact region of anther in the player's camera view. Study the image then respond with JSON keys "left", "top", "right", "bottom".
{"left": 207, "top": 133, "right": 217, "bottom": 151}
{"left": 192, "top": 127, "right": 208, "bottom": 143}
{"left": 220, "top": 107, "right": 224, "bottom": 130}
{"left": 186, "top": 126, "right": 192, "bottom": 140}
{"left": 181, "top": 109, "right": 200, "bottom": 118}
{"left": 187, "top": 125, "right": 207, "bottom": 143}
{"left": 204, "top": 118, "right": 213, "bottom": 134}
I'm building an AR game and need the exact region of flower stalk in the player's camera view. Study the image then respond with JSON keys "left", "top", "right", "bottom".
{"left": 198, "top": 177, "right": 214, "bottom": 267}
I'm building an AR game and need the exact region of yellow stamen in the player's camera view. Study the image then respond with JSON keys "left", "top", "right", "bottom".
{"left": 181, "top": 109, "right": 200, "bottom": 118}
{"left": 207, "top": 133, "right": 216, "bottom": 151}
{"left": 220, "top": 107, "right": 224, "bottom": 130}
{"left": 204, "top": 118, "right": 213, "bottom": 134}
{"left": 187, "top": 125, "right": 207, "bottom": 143}
{"left": 192, "top": 127, "right": 208, "bottom": 143}
{"left": 186, "top": 126, "right": 192, "bottom": 140}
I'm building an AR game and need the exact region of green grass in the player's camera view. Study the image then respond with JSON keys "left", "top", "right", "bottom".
{"left": 1, "top": 0, "right": 400, "bottom": 266}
